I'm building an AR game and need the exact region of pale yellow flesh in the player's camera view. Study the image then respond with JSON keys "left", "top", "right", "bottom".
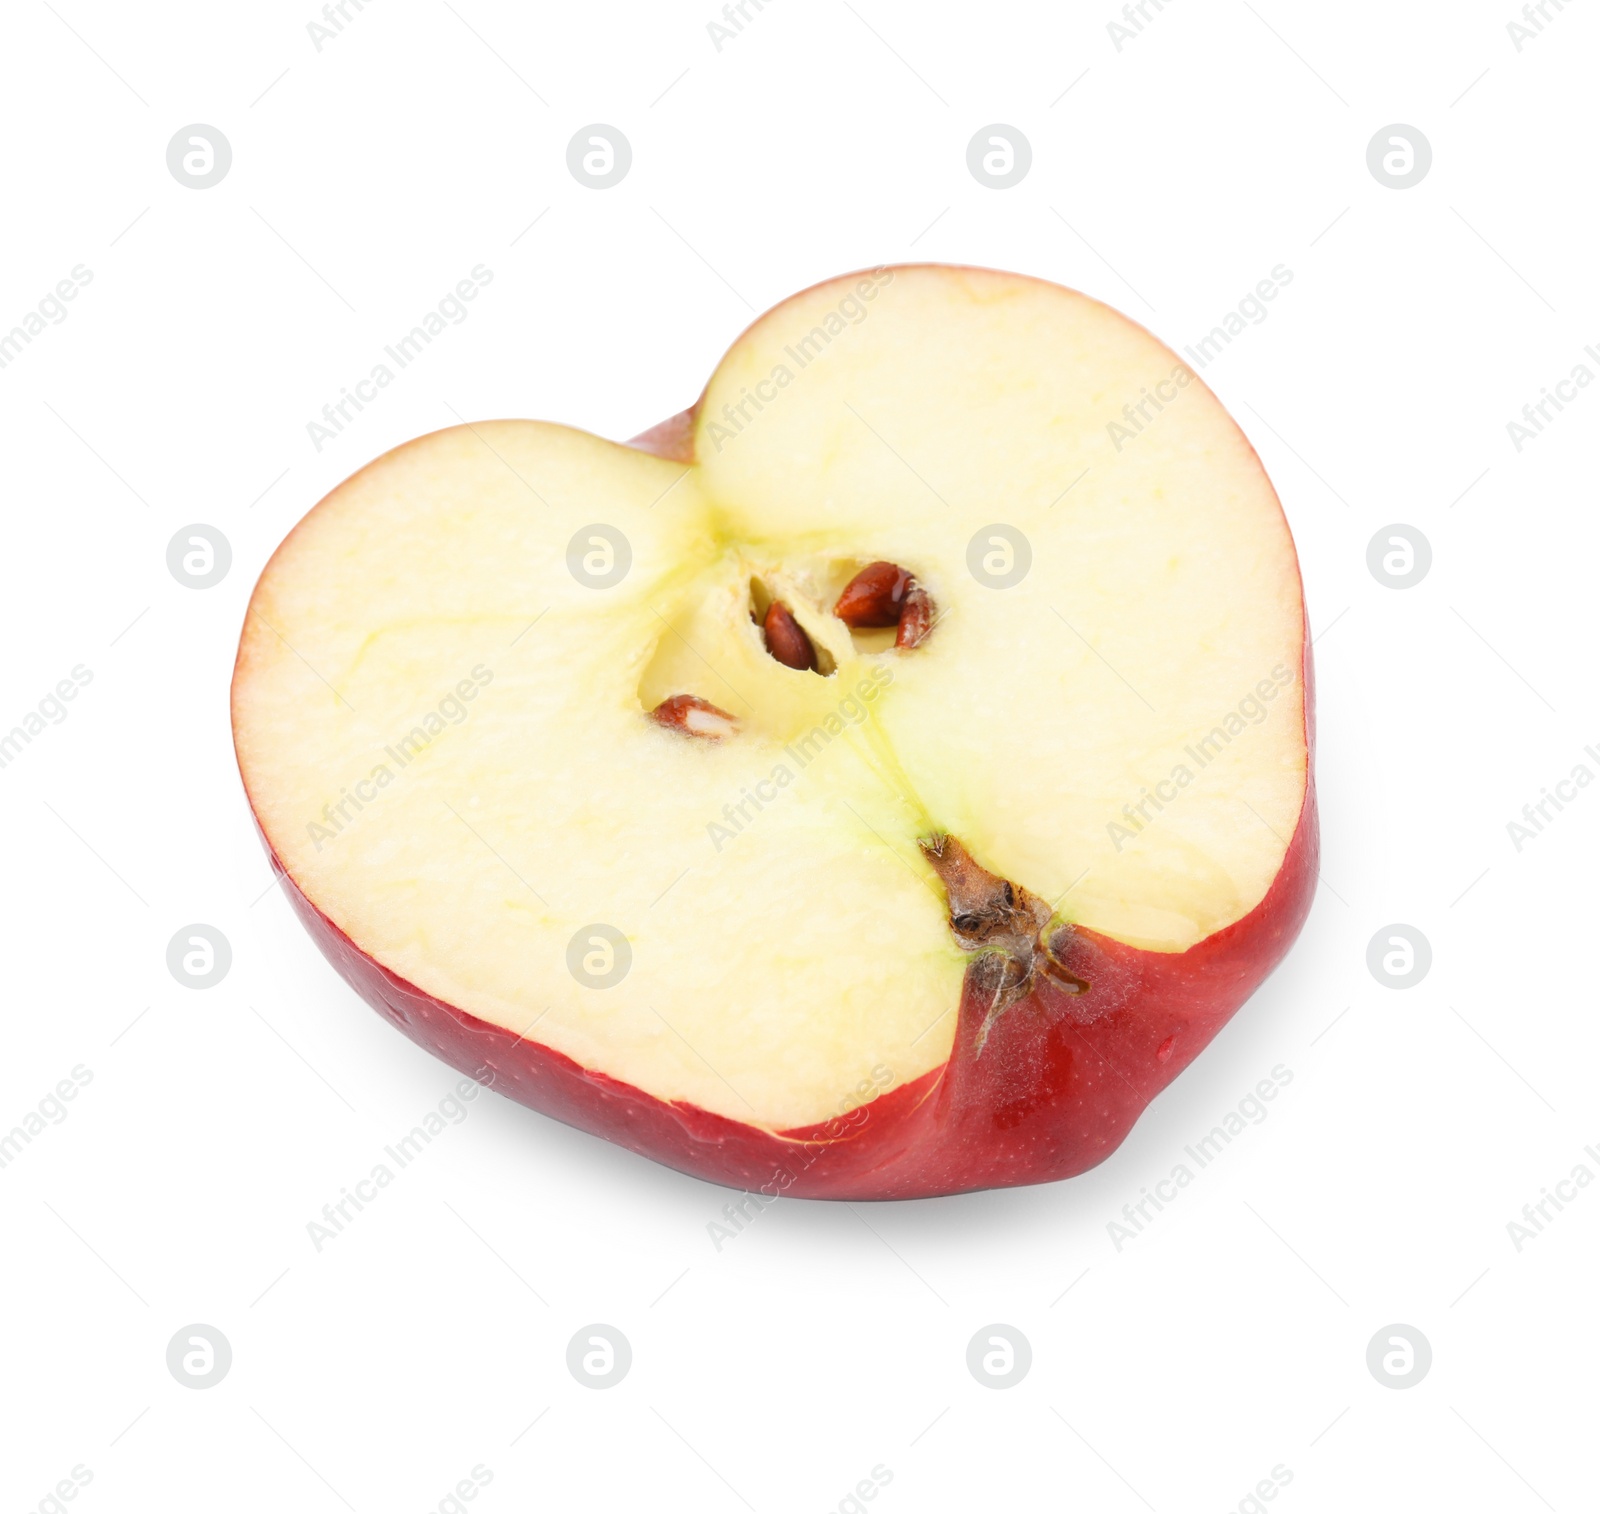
{"left": 233, "top": 267, "right": 1307, "bottom": 1131}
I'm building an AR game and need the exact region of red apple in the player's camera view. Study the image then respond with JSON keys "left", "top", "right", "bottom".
{"left": 233, "top": 265, "right": 1316, "bottom": 1200}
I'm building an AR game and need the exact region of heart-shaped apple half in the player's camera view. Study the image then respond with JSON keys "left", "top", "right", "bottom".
{"left": 232, "top": 264, "right": 1315, "bottom": 1200}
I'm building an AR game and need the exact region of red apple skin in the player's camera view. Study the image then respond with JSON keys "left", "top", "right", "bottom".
{"left": 243, "top": 403, "right": 1317, "bottom": 1199}
{"left": 265, "top": 775, "right": 1314, "bottom": 1200}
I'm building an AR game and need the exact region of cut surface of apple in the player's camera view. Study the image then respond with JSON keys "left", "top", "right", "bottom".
{"left": 233, "top": 265, "right": 1314, "bottom": 1198}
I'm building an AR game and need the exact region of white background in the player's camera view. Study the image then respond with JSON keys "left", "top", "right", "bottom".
{"left": 1, "top": 1, "right": 1596, "bottom": 1509}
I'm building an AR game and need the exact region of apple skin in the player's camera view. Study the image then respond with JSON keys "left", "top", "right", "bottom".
{"left": 265, "top": 782, "right": 1314, "bottom": 1201}
{"left": 244, "top": 404, "right": 1317, "bottom": 1199}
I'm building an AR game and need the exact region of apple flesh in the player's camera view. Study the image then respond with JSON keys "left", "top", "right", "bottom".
{"left": 233, "top": 265, "right": 1315, "bottom": 1200}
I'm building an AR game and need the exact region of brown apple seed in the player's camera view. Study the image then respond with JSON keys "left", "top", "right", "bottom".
{"left": 836, "top": 561, "right": 935, "bottom": 650}
{"left": 895, "top": 583, "right": 934, "bottom": 650}
{"left": 762, "top": 600, "right": 817, "bottom": 672}
{"left": 834, "top": 561, "right": 912, "bottom": 627}
{"left": 650, "top": 694, "right": 739, "bottom": 740}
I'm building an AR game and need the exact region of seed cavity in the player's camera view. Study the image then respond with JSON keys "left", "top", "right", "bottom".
{"left": 650, "top": 694, "right": 739, "bottom": 740}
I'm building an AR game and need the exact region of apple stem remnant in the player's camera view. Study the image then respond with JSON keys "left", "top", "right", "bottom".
{"left": 650, "top": 693, "right": 739, "bottom": 740}
{"left": 762, "top": 600, "right": 818, "bottom": 672}
{"left": 834, "top": 561, "right": 936, "bottom": 651}
{"left": 919, "top": 833, "right": 1087, "bottom": 1050}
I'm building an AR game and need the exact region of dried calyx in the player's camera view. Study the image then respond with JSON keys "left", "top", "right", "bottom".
{"left": 919, "top": 833, "right": 1087, "bottom": 1047}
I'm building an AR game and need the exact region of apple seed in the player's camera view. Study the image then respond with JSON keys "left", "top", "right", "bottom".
{"left": 650, "top": 694, "right": 739, "bottom": 740}
{"left": 895, "top": 583, "right": 934, "bottom": 650}
{"left": 835, "top": 561, "right": 912, "bottom": 627}
{"left": 835, "top": 561, "right": 935, "bottom": 650}
{"left": 762, "top": 600, "right": 818, "bottom": 672}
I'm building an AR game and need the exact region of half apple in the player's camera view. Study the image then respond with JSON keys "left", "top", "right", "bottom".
{"left": 232, "top": 264, "right": 1315, "bottom": 1199}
